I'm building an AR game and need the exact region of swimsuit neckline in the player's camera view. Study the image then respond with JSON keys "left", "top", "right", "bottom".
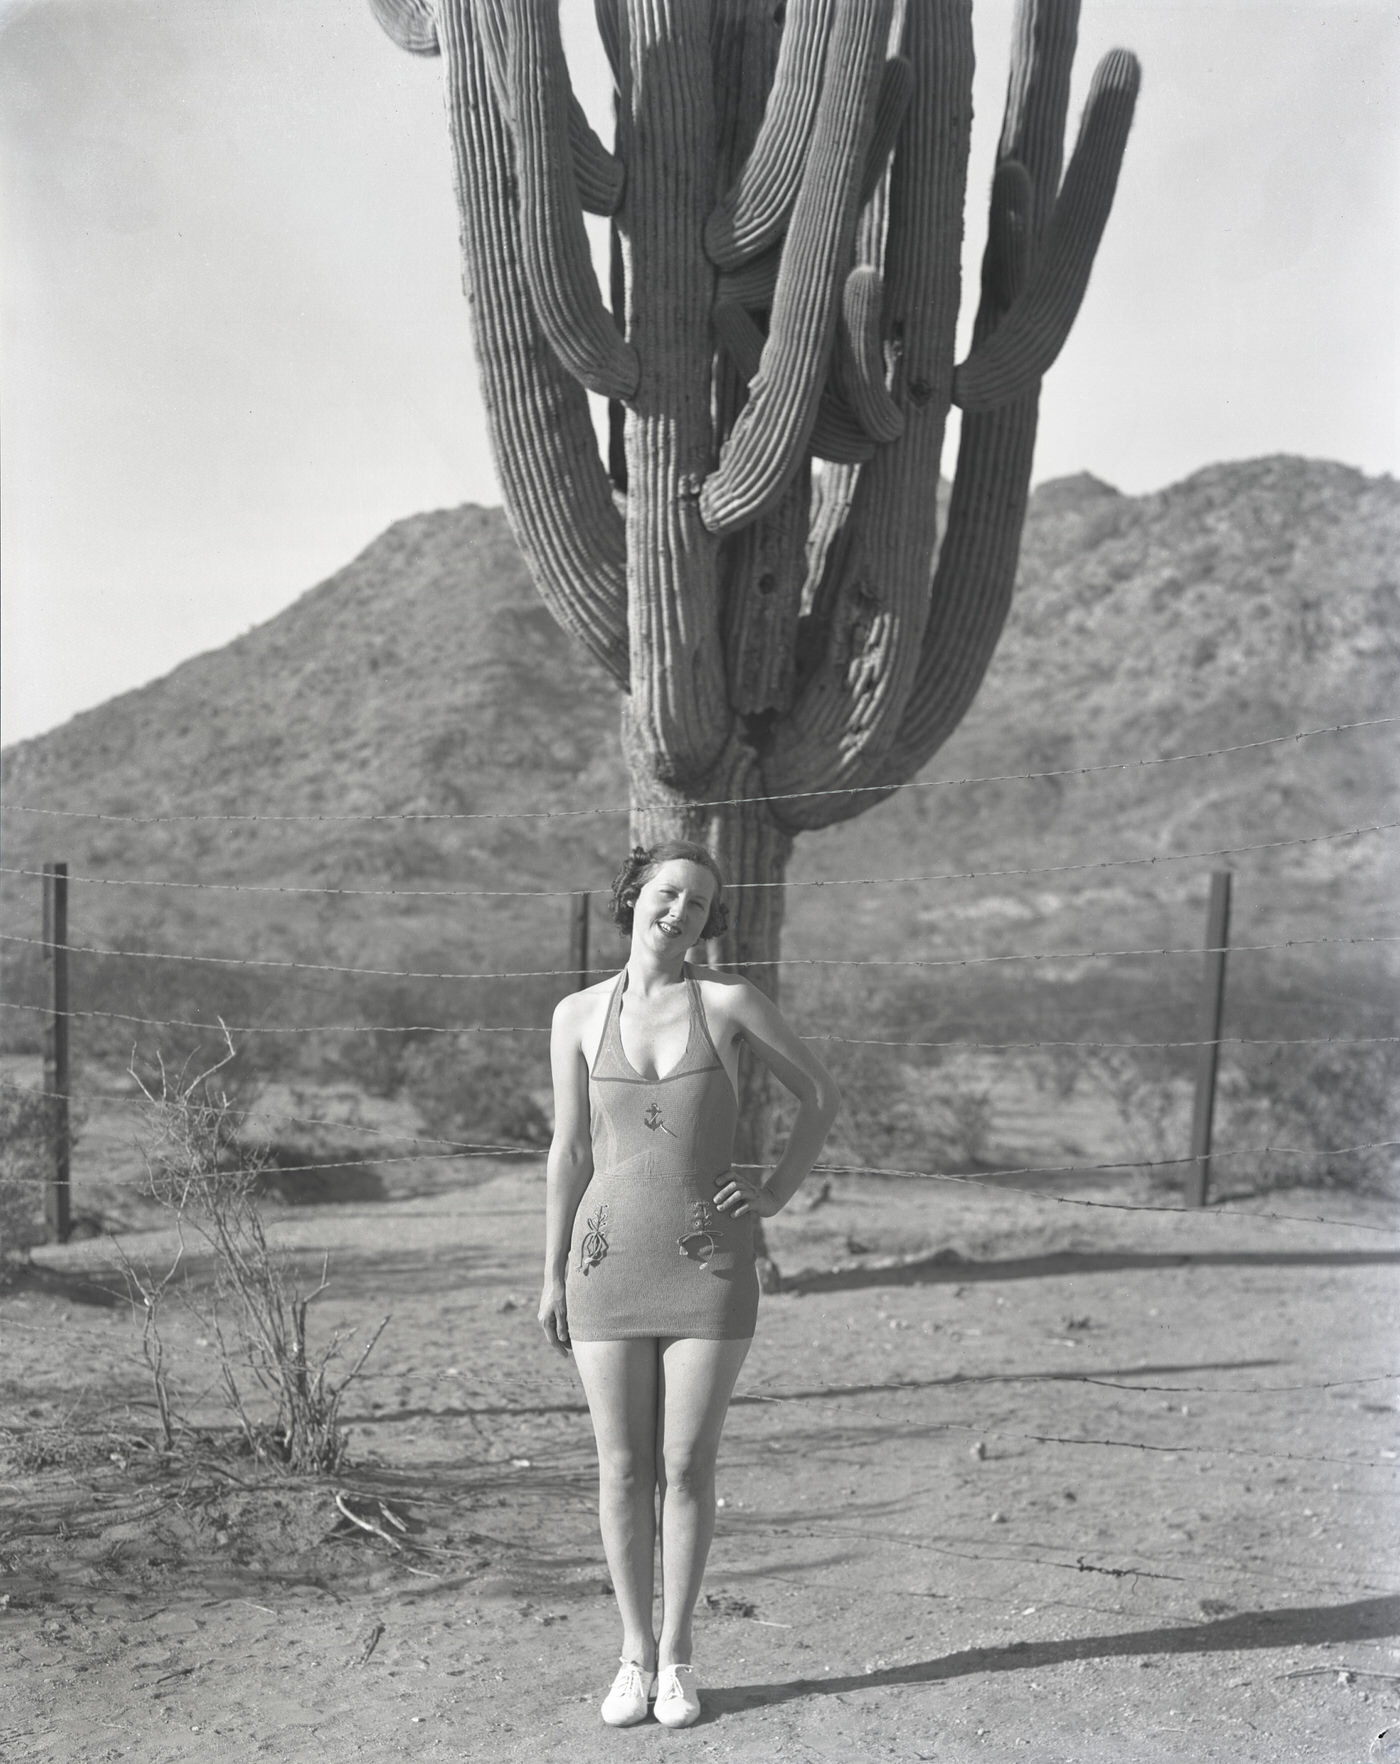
{"left": 613, "top": 965, "right": 698, "bottom": 1084}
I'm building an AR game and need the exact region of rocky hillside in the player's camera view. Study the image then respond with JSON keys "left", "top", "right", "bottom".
{"left": 2, "top": 457, "right": 1395, "bottom": 1062}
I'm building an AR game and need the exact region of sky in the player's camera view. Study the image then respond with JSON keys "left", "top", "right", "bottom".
{"left": 1, "top": 0, "right": 1396, "bottom": 747}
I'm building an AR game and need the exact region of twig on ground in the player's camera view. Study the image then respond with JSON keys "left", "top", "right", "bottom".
{"left": 1277, "top": 1665, "right": 1400, "bottom": 1682}
{"left": 153, "top": 1664, "right": 200, "bottom": 1685}
{"left": 352, "top": 1620, "right": 385, "bottom": 1665}
{"left": 333, "top": 1490, "right": 403, "bottom": 1550}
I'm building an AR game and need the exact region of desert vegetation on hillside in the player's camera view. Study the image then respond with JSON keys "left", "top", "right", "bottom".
{"left": 1, "top": 461, "right": 1395, "bottom": 1215}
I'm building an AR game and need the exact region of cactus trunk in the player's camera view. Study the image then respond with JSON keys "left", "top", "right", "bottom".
{"left": 624, "top": 722, "right": 793, "bottom": 1274}
{"left": 373, "top": 0, "right": 1141, "bottom": 1209}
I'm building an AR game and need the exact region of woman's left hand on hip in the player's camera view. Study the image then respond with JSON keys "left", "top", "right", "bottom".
{"left": 713, "top": 1171, "right": 781, "bottom": 1218}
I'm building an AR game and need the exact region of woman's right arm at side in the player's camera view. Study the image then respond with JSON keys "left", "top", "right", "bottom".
{"left": 540, "top": 992, "right": 593, "bottom": 1355}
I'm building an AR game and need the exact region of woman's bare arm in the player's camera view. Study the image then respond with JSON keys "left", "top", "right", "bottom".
{"left": 539, "top": 992, "right": 594, "bottom": 1353}
{"left": 713, "top": 979, "right": 841, "bottom": 1216}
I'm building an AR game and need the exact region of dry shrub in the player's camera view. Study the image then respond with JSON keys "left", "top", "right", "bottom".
{"left": 121, "top": 1029, "right": 387, "bottom": 1472}
{"left": 785, "top": 1041, "right": 997, "bottom": 1173}
{"left": 1030, "top": 1036, "right": 1400, "bottom": 1197}
{"left": 1063, "top": 1046, "right": 1191, "bottom": 1173}
{"left": 1217, "top": 1040, "right": 1400, "bottom": 1195}
{"left": 401, "top": 1031, "right": 550, "bottom": 1151}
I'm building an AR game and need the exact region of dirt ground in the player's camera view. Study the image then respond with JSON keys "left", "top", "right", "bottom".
{"left": 3, "top": 1131, "right": 1399, "bottom": 1764}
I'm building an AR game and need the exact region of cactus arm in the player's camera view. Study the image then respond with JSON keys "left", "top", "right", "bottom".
{"left": 712, "top": 297, "right": 765, "bottom": 381}
{"left": 703, "top": 0, "right": 835, "bottom": 272}
{"left": 593, "top": 0, "right": 621, "bottom": 82}
{"left": 773, "top": 0, "right": 1136, "bottom": 826}
{"left": 700, "top": 0, "right": 893, "bottom": 540}
{"left": 762, "top": 1, "right": 974, "bottom": 819}
{"left": 711, "top": 0, "right": 784, "bottom": 190}
{"left": 1000, "top": 0, "right": 1080, "bottom": 229}
{"left": 607, "top": 225, "right": 628, "bottom": 493}
{"left": 811, "top": 387, "right": 878, "bottom": 464}
{"left": 883, "top": 7, "right": 1124, "bottom": 771}
{"left": 480, "top": 3, "right": 622, "bottom": 218}
{"left": 423, "top": 0, "right": 629, "bottom": 682}
{"left": 709, "top": 4, "right": 784, "bottom": 460}
{"left": 835, "top": 266, "right": 904, "bottom": 443}
{"left": 857, "top": 55, "right": 915, "bottom": 209}
{"left": 487, "top": 0, "right": 637, "bottom": 401}
{"left": 880, "top": 416, "right": 1033, "bottom": 777}
{"left": 980, "top": 158, "right": 1034, "bottom": 318}
{"left": 716, "top": 247, "right": 781, "bottom": 313}
{"left": 620, "top": 0, "right": 731, "bottom": 781}
{"left": 715, "top": 298, "right": 875, "bottom": 466}
{"left": 568, "top": 96, "right": 625, "bottom": 216}
{"left": 953, "top": 48, "right": 1139, "bottom": 411}
{"left": 368, "top": 0, "right": 439, "bottom": 54}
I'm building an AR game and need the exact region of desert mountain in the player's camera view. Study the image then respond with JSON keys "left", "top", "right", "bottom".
{"left": 2, "top": 456, "right": 1395, "bottom": 1062}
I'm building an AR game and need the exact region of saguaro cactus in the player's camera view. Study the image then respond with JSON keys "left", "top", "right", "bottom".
{"left": 372, "top": 0, "right": 1140, "bottom": 1165}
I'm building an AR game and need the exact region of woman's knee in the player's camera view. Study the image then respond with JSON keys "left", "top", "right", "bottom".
{"left": 660, "top": 1441, "right": 717, "bottom": 1499}
{"left": 598, "top": 1443, "right": 655, "bottom": 1496}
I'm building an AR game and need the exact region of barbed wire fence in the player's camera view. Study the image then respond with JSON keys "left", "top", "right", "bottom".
{"left": 1, "top": 714, "right": 1397, "bottom": 1572}
{"left": 0, "top": 713, "right": 1396, "bottom": 1231}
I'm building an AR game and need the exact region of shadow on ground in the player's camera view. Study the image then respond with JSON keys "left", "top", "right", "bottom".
{"left": 341, "top": 1357, "right": 1285, "bottom": 1427}
{"left": 706, "top": 1595, "right": 1400, "bottom": 1715}
{"left": 785, "top": 1248, "right": 1400, "bottom": 1294}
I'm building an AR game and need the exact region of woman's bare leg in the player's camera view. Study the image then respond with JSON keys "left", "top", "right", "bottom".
{"left": 656, "top": 1335, "right": 752, "bottom": 1667}
{"left": 572, "top": 1338, "right": 661, "bottom": 1670}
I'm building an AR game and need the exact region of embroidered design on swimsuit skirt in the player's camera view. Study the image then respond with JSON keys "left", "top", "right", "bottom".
{"left": 678, "top": 1197, "right": 720, "bottom": 1267}
{"left": 643, "top": 1101, "right": 678, "bottom": 1137}
{"left": 578, "top": 1205, "right": 610, "bottom": 1274}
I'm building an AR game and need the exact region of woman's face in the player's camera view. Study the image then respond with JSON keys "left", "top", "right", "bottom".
{"left": 633, "top": 859, "right": 717, "bottom": 954}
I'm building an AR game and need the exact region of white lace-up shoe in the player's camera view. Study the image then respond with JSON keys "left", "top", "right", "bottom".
{"left": 600, "top": 1657, "right": 655, "bottom": 1726}
{"left": 653, "top": 1663, "right": 701, "bottom": 1728}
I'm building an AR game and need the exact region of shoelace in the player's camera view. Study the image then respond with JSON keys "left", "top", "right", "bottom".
{"left": 656, "top": 1664, "right": 695, "bottom": 1698}
{"left": 612, "top": 1659, "right": 653, "bottom": 1697}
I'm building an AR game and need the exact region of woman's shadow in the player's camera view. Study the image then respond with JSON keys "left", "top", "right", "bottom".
{"left": 704, "top": 1594, "right": 1400, "bottom": 1715}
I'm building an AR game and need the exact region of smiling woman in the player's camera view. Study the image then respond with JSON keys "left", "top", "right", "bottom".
{"left": 538, "top": 840, "right": 840, "bottom": 1728}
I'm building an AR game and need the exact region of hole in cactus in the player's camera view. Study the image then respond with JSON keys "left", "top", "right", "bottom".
{"left": 908, "top": 378, "right": 932, "bottom": 407}
{"left": 757, "top": 572, "right": 777, "bottom": 596}
{"left": 742, "top": 709, "right": 779, "bottom": 754}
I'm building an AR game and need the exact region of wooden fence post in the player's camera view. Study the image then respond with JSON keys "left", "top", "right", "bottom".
{"left": 1186, "top": 870, "right": 1232, "bottom": 1209}
{"left": 42, "top": 862, "right": 73, "bottom": 1242}
{"left": 571, "top": 892, "right": 591, "bottom": 992}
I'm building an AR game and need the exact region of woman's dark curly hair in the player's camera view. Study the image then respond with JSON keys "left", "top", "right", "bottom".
{"left": 609, "top": 842, "right": 730, "bottom": 941}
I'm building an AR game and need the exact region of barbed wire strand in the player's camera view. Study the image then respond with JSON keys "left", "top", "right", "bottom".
{"left": 4, "top": 1028, "right": 1397, "bottom": 1145}
{"left": 4, "top": 814, "right": 1396, "bottom": 903}
{"left": 4, "top": 715, "right": 1393, "bottom": 827}
{"left": 14, "top": 990, "right": 1392, "bottom": 1044}
{"left": 2, "top": 929, "right": 1396, "bottom": 989}
{"left": 2, "top": 994, "right": 1396, "bottom": 1044}
{"left": 805, "top": 1032, "right": 1400, "bottom": 1052}
{"left": 0, "top": 1081, "right": 544, "bottom": 1166}
{"left": 15, "top": 1127, "right": 1400, "bottom": 1188}
{"left": 5, "top": 1136, "right": 1396, "bottom": 1190}
{"left": 2, "top": 1109, "right": 1395, "bottom": 1233}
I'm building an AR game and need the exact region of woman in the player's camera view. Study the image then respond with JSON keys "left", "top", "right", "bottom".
{"left": 538, "top": 840, "right": 840, "bottom": 1728}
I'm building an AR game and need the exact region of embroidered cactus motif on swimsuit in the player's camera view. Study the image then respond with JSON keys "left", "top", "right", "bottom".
{"left": 579, "top": 1205, "right": 610, "bottom": 1273}
{"left": 677, "top": 1198, "right": 720, "bottom": 1266}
